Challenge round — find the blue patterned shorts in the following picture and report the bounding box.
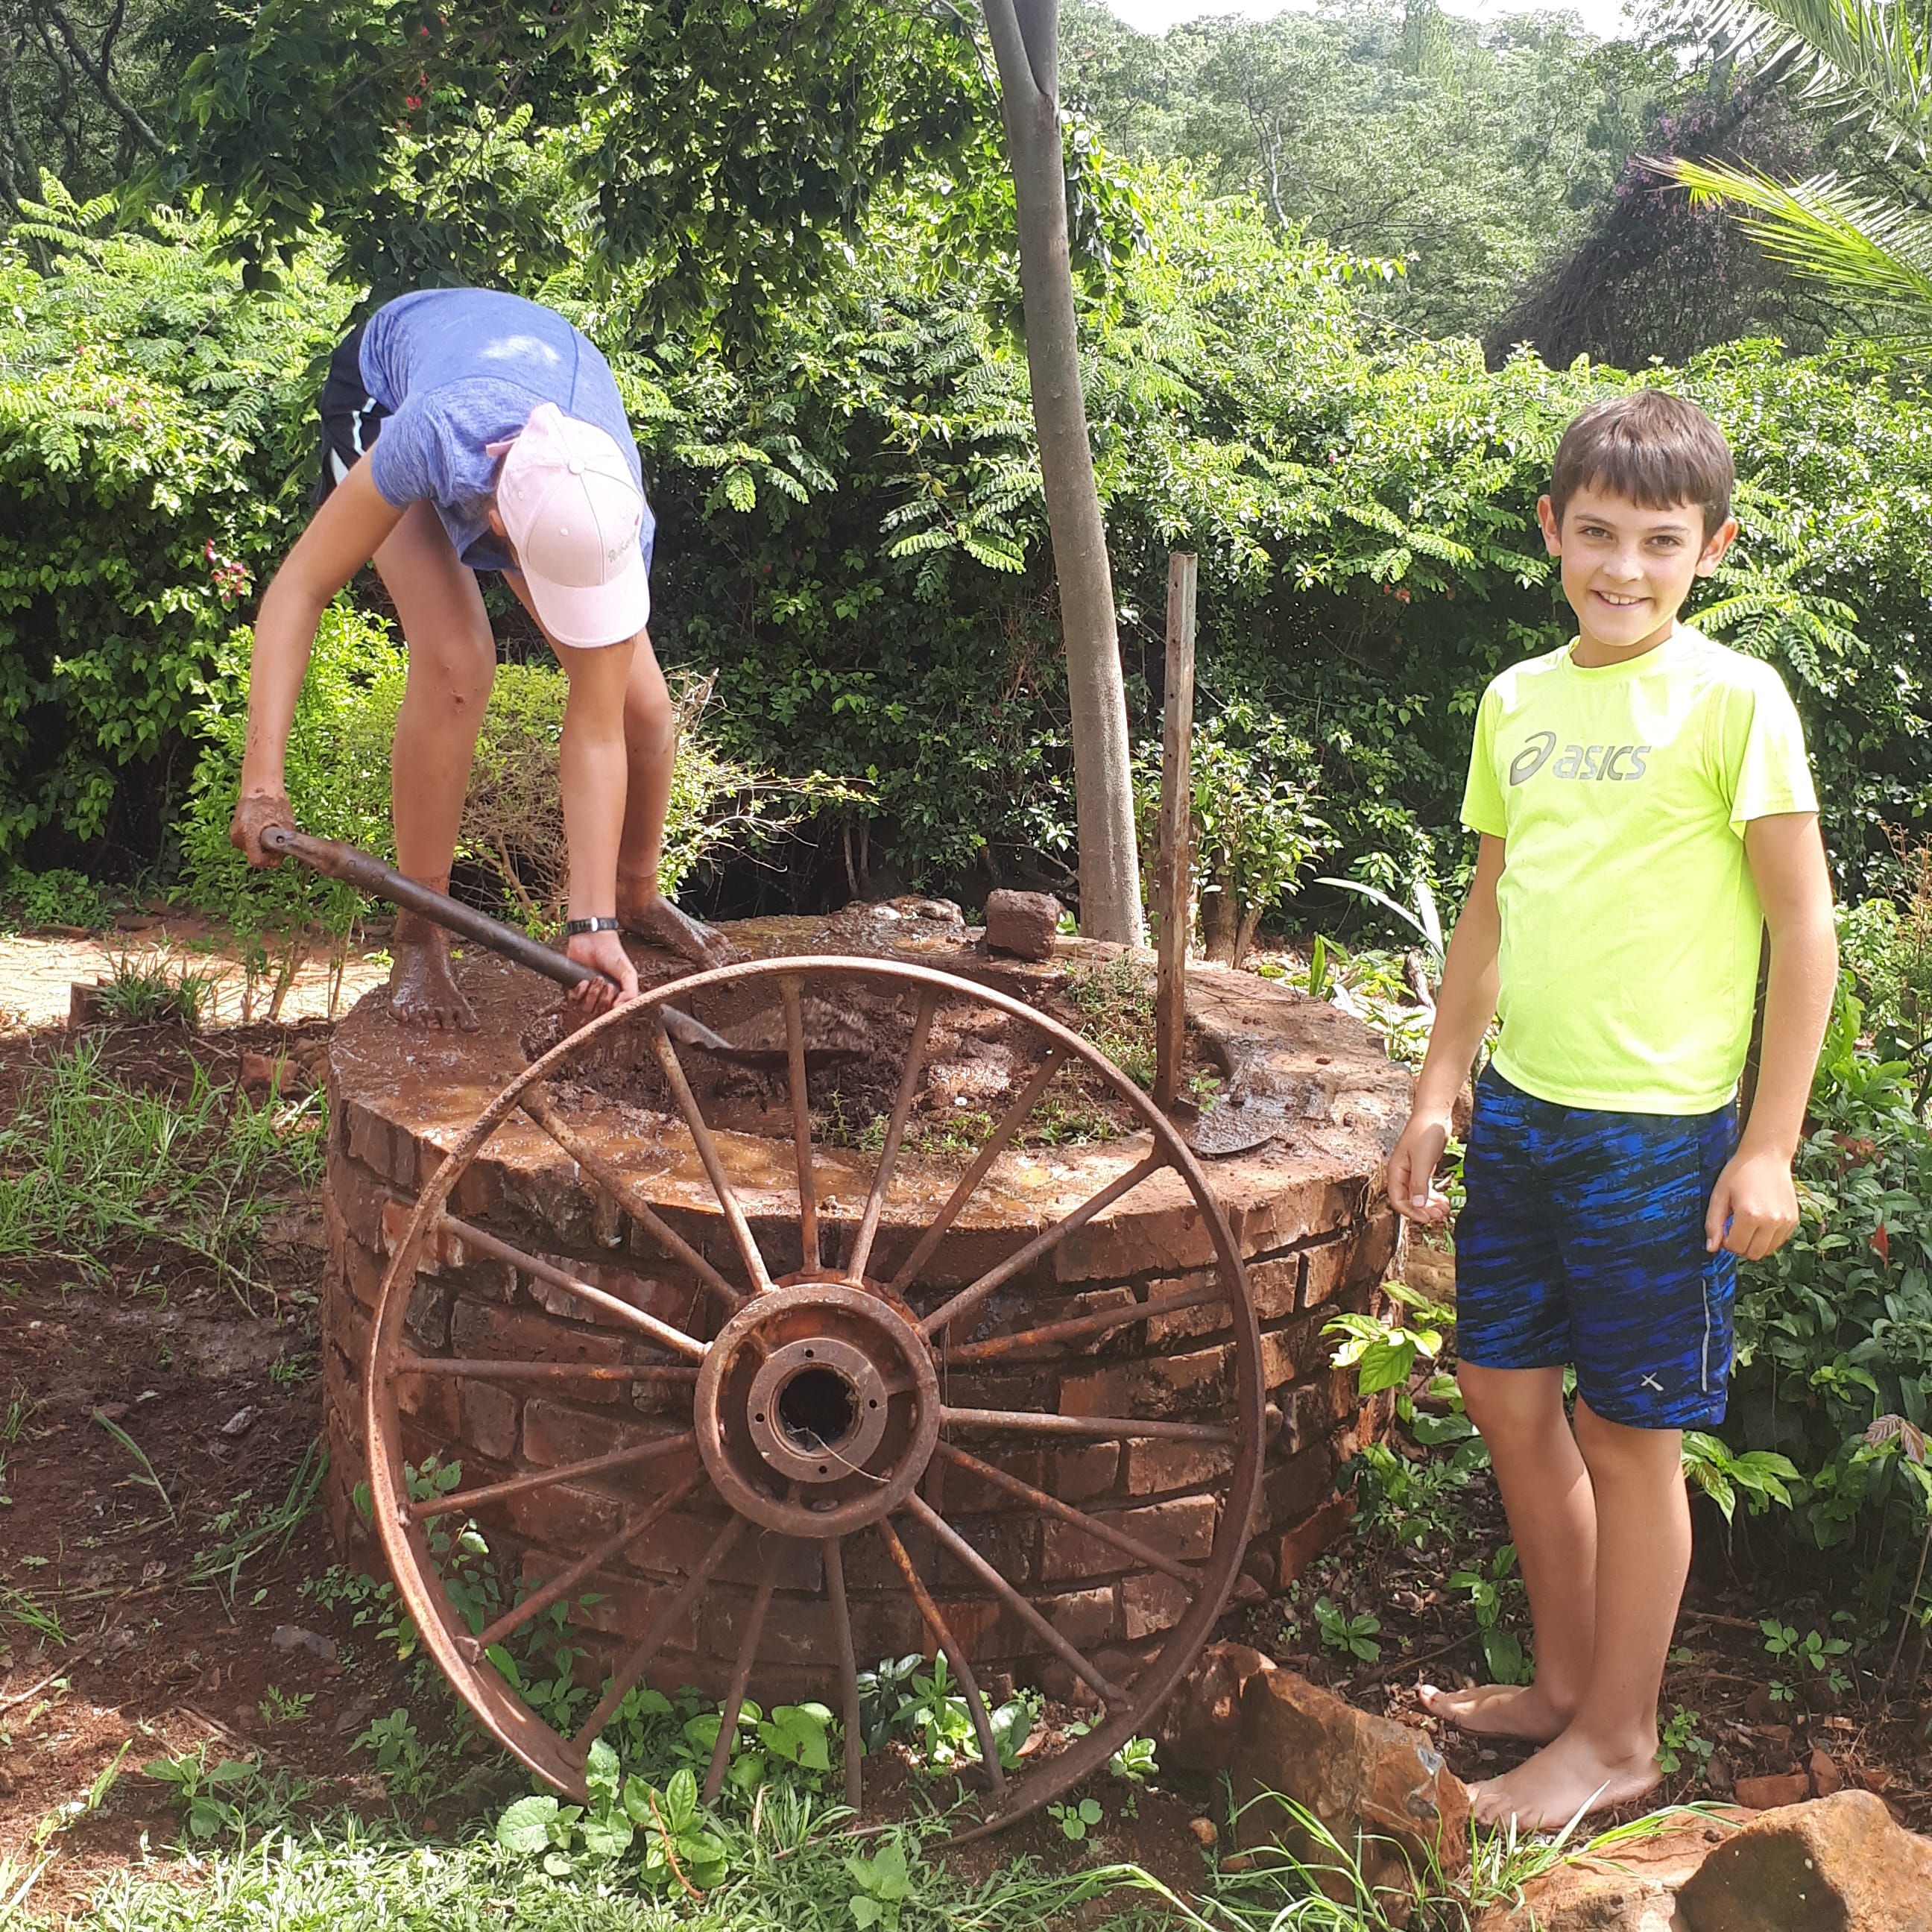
[1454,1070,1738,1430]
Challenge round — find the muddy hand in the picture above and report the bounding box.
[618,888,739,968]
[567,928,639,1017]
[230,789,297,868]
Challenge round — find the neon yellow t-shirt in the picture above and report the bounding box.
[1460,625,1818,1114]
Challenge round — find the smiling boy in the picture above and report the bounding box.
[1386,391,1838,1828]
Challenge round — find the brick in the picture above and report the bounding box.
[1248,1491,1355,1592]
[1258,1441,1337,1530]
[1121,1571,1191,1640]
[404,1280,452,1350]
[332,1153,400,1251]
[1059,1345,1228,1421]
[1042,1494,1216,1581]
[1122,1436,1234,1497]
[523,1397,666,1466]
[460,1380,520,1462]
[929,1448,1046,1514]
[347,1102,416,1188]
[941,1366,1057,1414]
[1054,1442,1120,1502]
[1301,1213,1398,1310]
[381,1197,463,1268]
[1246,1253,1302,1322]
[933,1515,1038,1593]
[451,1298,631,1369]
[1143,1272,1227,1347]
[1055,1187,1214,1283]
[504,1479,620,1547]
[1041,1585,1119,1650]
[340,1232,387,1313]
[1271,1383,1328,1455]
[1228,1173,1368,1257]
[1259,1313,1323,1391]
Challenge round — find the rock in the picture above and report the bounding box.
[68,981,104,1030]
[1156,1640,1276,1773]
[1231,1667,1468,1918]
[218,1405,261,1439]
[1474,1813,1739,1931]
[1677,1788,1932,1931]
[1734,1772,1810,1811]
[1808,1747,1843,1797]
[241,1050,305,1096]
[983,889,1061,960]
[270,1623,338,1664]
[1189,1817,1218,1847]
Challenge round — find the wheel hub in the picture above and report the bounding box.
[694,1280,940,1538]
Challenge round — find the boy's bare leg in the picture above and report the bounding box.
[613,639,735,967]
[1471,1400,1688,1828]
[1420,1363,1596,1742]
[377,503,496,1029]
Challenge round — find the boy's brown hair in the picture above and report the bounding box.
[1550,391,1734,538]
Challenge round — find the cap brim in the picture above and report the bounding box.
[523,551,652,648]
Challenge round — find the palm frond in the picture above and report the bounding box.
[1661,156,1932,343]
[1685,0,1932,151]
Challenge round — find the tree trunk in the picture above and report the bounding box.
[981,0,1143,944]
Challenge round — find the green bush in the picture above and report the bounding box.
[0,192,345,862]
[1728,974,1932,1599]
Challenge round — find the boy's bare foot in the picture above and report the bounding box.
[1468,1726,1661,1830]
[617,886,737,967]
[1417,1681,1573,1743]
[388,921,478,1031]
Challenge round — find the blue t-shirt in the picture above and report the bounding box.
[359,289,654,578]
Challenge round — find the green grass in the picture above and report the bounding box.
[0,1037,325,1302]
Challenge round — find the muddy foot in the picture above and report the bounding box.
[617,889,738,968]
[1469,1727,1661,1831]
[1418,1680,1573,1743]
[388,932,478,1031]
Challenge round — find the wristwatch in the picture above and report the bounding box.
[564,916,621,936]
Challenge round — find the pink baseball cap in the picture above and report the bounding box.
[487,403,651,647]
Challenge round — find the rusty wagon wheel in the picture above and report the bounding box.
[364,956,1265,1838]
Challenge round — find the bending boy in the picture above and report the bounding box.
[1388,392,1837,1828]
[229,288,729,1027]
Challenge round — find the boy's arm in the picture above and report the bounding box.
[230,462,406,861]
[1706,812,1837,1259]
[1388,833,1505,1223]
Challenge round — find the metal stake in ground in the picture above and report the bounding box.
[1153,551,1198,1112]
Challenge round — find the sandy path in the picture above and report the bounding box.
[0,915,392,1032]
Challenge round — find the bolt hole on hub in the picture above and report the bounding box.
[363,956,1272,1837]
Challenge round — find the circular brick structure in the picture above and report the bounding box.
[319,907,1409,1708]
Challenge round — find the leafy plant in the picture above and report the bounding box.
[94,955,214,1029]
[140,1747,264,1840]
[1325,1282,1453,1396]
[1681,1430,1800,1525]
[845,1835,915,1930]
[1313,1596,1383,1663]
[4,866,113,932]
[1449,1544,1532,1686]
[1046,1796,1104,1842]
[1760,1617,1852,1691]
[1656,1706,1714,1779]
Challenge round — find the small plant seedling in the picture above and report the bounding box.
[1760,1617,1852,1690]
[1046,1796,1104,1842]
[141,1746,259,1840]
[259,1686,313,1728]
[1313,1595,1382,1662]
[1657,1706,1713,1778]
[1108,1735,1158,1783]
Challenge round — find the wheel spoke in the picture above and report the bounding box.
[884,1044,1069,1299]
[701,1548,782,1805]
[935,1442,1204,1586]
[574,1516,751,1752]
[904,1492,1124,1704]
[395,1355,698,1385]
[462,1470,701,1661]
[521,1087,745,1310]
[824,1535,862,1809]
[409,1431,698,1524]
[941,1407,1236,1444]
[651,1017,775,1292]
[918,1153,1166,1340]
[876,1518,1006,1796]
[781,976,819,1273]
[441,1215,710,1360]
[938,1279,1225,1366]
[846,987,940,1285]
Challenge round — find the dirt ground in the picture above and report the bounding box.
[3,944,1926,1922]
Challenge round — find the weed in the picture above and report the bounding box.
[1108,1734,1158,1783]
[355,1708,443,1810]
[95,953,215,1029]
[845,1835,915,1930]
[92,1408,176,1526]
[1760,1617,1852,1692]
[4,866,112,932]
[1046,1795,1103,1841]
[138,1745,315,1841]
[1313,1596,1383,1663]
[0,1586,68,1647]
[1657,1707,1714,1779]
[259,1687,315,1728]
[1448,1545,1532,1686]
[189,1436,326,1610]
[1061,954,1155,1088]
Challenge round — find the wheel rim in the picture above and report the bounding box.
[363,956,1266,1837]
